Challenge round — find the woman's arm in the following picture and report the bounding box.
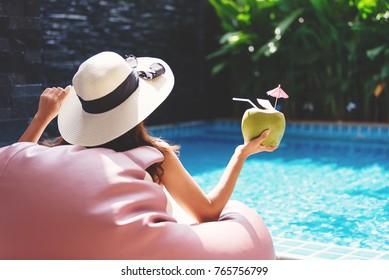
[161,130,277,222]
[19,86,70,143]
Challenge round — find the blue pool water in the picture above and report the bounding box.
[150,121,389,252]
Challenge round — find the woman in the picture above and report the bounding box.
[19,51,277,223]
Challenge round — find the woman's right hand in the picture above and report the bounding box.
[18,86,71,143]
[35,86,71,124]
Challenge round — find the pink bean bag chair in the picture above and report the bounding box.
[0,142,275,260]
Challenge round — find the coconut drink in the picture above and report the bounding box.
[234,85,288,146]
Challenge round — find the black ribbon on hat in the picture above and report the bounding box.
[78,55,165,114]
[78,71,139,114]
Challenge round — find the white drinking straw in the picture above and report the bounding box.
[232,98,259,109]
[273,85,280,109]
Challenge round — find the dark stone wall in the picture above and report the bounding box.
[0,0,42,146]
[40,0,209,131]
[1,0,214,146]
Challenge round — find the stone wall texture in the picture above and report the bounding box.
[1,0,216,146]
[0,0,42,146]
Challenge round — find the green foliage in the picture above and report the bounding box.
[208,0,389,122]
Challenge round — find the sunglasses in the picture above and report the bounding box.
[125,54,165,80]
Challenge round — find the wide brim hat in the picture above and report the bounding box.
[58,51,174,147]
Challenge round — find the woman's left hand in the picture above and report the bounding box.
[237,130,278,159]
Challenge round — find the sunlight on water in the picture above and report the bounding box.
[173,131,389,252]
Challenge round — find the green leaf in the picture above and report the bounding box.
[381,63,389,80]
[276,8,304,36]
[219,31,257,46]
[209,0,242,31]
[207,45,234,60]
[211,62,228,76]
[367,45,386,60]
[237,13,251,24]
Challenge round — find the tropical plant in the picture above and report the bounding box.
[208,0,389,122]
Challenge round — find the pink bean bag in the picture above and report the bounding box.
[0,143,275,260]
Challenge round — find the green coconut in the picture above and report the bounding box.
[241,108,286,146]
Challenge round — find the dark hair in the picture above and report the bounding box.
[41,122,179,184]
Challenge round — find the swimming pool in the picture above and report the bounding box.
[149,120,389,253]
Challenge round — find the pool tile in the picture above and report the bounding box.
[274,244,292,253]
[378,253,389,260]
[301,243,328,251]
[287,248,317,257]
[350,250,382,259]
[326,246,355,254]
[312,252,343,259]
[273,237,388,260]
[286,121,389,142]
[339,255,369,260]
[382,126,389,136]
[322,124,330,133]
[370,126,380,136]
[277,239,305,247]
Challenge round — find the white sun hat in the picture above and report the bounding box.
[58,51,174,147]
